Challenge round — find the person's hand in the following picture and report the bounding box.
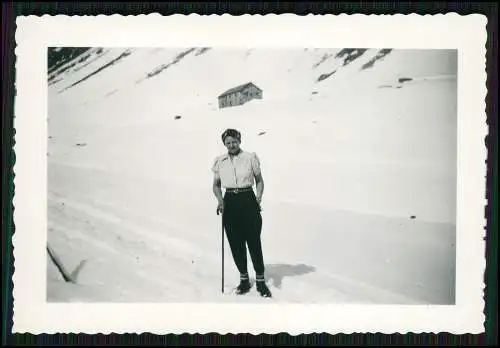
[216,201,224,215]
[256,196,262,209]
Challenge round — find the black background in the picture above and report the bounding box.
[2,2,498,346]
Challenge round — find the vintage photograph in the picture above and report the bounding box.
[45,46,458,304]
[12,14,487,335]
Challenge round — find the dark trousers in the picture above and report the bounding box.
[223,190,265,277]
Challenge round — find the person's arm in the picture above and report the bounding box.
[213,174,224,204]
[213,174,224,215]
[251,152,264,204]
[255,172,264,204]
[212,157,224,214]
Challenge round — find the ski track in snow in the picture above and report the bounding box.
[47,48,457,304]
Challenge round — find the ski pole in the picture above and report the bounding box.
[221,214,225,293]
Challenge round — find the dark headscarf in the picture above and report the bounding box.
[221,128,241,143]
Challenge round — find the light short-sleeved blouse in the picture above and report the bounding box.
[212,150,262,189]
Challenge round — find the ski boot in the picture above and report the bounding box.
[256,276,272,298]
[235,275,252,295]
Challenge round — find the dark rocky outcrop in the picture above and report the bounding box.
[317,70,336,82]
[335,48,369,66]
[145,48,196,79]
[361,49,393,70]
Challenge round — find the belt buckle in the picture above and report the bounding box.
[234,188,240,194]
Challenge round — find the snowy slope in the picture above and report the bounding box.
[47,47,457,304]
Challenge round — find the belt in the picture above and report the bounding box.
[226,187,253,194]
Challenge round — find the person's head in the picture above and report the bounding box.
[221,128,241,155]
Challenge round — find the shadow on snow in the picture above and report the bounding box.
[263,263,316,289]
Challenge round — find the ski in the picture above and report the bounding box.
[47,243,87,284]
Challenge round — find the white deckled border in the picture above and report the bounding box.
[12,13,488,334]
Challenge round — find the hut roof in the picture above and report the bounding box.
[218,82,261,98]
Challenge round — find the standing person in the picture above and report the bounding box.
[212,128,272,297]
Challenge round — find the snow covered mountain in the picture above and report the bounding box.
[47,47,458,304]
